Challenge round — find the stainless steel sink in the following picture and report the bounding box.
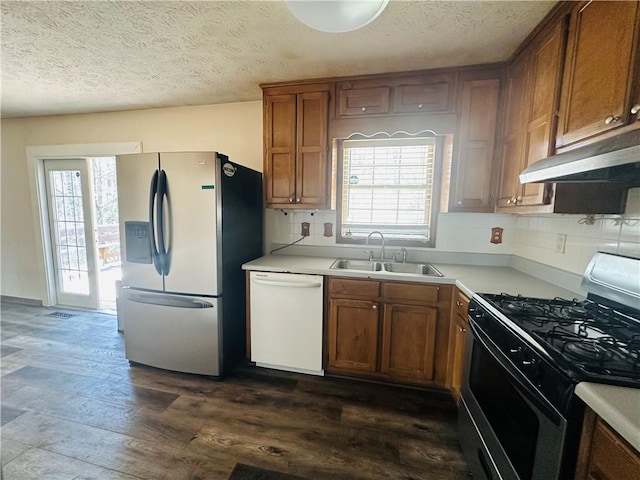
[330,259,383,271]
[330,258,442,277]
[382,262,443,277]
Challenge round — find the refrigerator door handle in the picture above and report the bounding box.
[125,291,214,309]
[157,169,170,275]
[148,169,162,275]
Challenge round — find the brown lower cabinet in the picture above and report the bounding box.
[326,277,453,387]
[575,407,640,480]
[447,289,469,405]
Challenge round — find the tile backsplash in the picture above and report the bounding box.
[266,187,640,275]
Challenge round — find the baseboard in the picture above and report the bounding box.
[1,295,43,307]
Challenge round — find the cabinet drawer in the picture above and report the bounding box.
[338,86,391,116]
[454,290,470,318]
[329,278,380,297]
[382,282,440,303]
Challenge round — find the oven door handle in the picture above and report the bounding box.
[469,319,564,426]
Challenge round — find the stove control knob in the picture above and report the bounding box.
[522,358,539,378]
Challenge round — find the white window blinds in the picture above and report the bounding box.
[340,137,436,243]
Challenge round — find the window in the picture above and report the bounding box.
[337,134,442,247]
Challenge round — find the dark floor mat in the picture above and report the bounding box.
[45,311,76,318]
[228,464,306,480]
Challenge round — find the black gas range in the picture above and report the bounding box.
[477,293,640,389]
[458,252,640,480]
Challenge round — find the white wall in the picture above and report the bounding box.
[511,188,640,274]
[267,188,640,275]
[1,101,262,302]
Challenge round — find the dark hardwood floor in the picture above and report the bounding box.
[0,301,469,480]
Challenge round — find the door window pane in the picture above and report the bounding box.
[49,169,90,296]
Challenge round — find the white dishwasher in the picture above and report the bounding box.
[249,271,324,376]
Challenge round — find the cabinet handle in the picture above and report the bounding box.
[631,104,640,115]
[456,301,462,307]
[289,198,293,203]
[507,197,518,205]
[417,104,423,109]
[361,107,367,112]
[604,114,621,125]
[459,327,466,333]
[372,304,378,310]
[296,198,301,203]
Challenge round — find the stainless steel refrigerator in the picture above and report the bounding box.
[116,151,263,376]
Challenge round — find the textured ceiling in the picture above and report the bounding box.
[1,1,557,119]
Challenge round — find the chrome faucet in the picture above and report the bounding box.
[366,231,385,260]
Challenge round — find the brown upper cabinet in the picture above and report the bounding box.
[263,83,331,208]
[555,0,640,151]
[336,72,457,118]
[262,1,640,216]
[497,20,566,211]
[448,68,502,212]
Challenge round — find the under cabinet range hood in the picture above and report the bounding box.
[519,130,640,184]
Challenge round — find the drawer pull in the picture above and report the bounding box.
[631,104,640,115]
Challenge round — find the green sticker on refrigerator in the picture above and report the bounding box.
[201,185,215,189]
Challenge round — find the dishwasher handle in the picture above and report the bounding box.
[252,278,322,288]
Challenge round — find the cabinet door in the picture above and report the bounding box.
[337,85,391,117]
[576,409,640,480]
[394,73,456,114]
[265,94,296,206]
[380,303,437,382]
[556,1,640,149]
[328,298,379,373]
[520,20,565,206]
[296,91,329,207]
[497,55,529,208]
[450,76,500,212]
[449,313,468,405]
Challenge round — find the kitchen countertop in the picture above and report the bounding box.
[575,382,640,452]
[242,254,581,299]
[243,254,638,450]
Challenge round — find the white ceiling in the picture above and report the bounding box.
[1,1,557,119]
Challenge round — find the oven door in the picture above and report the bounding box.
[458,318,567,480]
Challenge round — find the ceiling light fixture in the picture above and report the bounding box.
[285,0,389,33]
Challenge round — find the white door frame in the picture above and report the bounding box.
[27,142,142,307]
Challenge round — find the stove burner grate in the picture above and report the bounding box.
[481,292,640,384]
[562,340,613,362]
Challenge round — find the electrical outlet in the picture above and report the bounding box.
[301,222,310,237]
[556,233,566,254]
[490,227,503,244]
